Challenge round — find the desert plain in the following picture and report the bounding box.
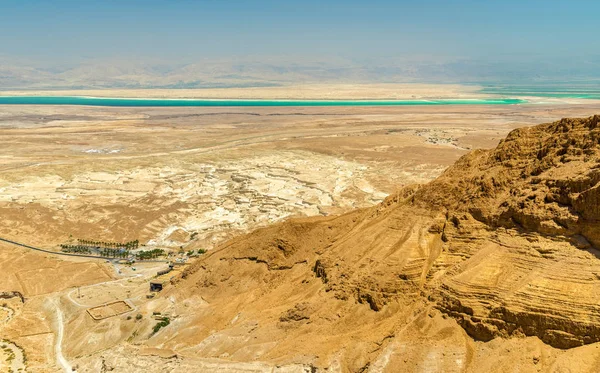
[1,85,600,372]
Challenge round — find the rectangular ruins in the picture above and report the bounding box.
[87,301,133,320]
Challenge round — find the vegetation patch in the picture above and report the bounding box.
[152,317,171,335]
[60,238,140,258]
[136,249,165,260]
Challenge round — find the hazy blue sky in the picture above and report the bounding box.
[1,0,599,63]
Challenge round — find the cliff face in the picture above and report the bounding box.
[414,115,600,349]
[418,114,600,245]
[158,116,600,370]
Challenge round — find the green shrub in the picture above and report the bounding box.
[152,317,170,335]
[135,249,165,260]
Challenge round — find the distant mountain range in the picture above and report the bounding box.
[1,56,599,89]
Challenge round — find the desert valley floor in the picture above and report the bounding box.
[2,97,600,372]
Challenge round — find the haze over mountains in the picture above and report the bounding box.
[2,55,599,89]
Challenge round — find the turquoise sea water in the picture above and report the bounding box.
[480,85,600,99]
[0,96,526,107]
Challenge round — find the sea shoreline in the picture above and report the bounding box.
[0,96,527,107]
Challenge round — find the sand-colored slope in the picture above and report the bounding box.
[120,115,600,371]
[0,244,116,372]
[0,244,113,297]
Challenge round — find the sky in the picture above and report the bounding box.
[0,0,599,85]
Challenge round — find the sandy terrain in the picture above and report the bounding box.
[1,97,600,371]
[0,241,170,372]
[2,102,600,252]
[0,83,485,99]
[0,243,120,372]
[0,244,113,297]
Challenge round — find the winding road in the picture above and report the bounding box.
[52,299,71,373]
